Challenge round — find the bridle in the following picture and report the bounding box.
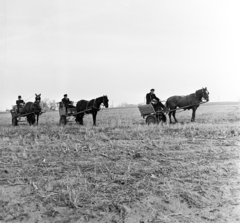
[202,88,209,101]
[86,96,107,111]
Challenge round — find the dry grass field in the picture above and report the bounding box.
[0,103,240,223]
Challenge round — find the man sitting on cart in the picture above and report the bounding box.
[146,89,165,110]
[16,95,25,114]
[146,89,167,122]
[62,94,75,113]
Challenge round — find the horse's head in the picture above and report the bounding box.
[102,95,109,108]
[35,94,41,104]
[202,87,209,101]
[33,94,42,113]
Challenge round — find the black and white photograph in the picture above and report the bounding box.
[0,0,239,222]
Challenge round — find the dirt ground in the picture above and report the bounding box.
[0,104,240,223]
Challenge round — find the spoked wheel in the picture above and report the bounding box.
[12,117,18,126]
[60,115,67,125]
[146,115,157,125]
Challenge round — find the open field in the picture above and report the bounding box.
[0,103,240,223]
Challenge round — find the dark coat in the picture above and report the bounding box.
[146,93,159,104]
[62,98,71,107]
[16,99,25,107]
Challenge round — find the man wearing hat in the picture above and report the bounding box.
[146,89,160,104]
[62,94,73,113]
[16,96,25,114]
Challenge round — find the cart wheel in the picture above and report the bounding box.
[60,116,67,125]
[146,115,157,125]
[12,117,18,126]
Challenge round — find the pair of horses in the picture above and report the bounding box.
[152,87,209,123]
[23,95,109,126]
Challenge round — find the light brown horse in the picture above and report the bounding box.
[166,88,209,123]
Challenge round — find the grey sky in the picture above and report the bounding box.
[0,0,239,110]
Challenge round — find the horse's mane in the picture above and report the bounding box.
[195,89,203,99]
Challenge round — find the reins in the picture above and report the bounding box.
[161,101,208,114]
[25,94,35,103]
[73,96,105,116]
[16,101,42,118]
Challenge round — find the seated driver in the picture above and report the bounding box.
[146,89,164,107]
[16,95,25,113]
[146,89,160,104]
[62,94,75,113]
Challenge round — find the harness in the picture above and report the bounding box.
[85,96,105,112]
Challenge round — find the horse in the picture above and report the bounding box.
[165,87,209,123]
[23,94,42,125]
[75,95,109,126]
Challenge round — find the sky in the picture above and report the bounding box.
[0,0,240,110]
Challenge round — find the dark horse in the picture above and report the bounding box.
[166,88,209,123]
[76,95,109,126]
[23,94,42,125]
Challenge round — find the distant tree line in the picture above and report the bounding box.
[116,102,137,107]
[41,99,58,110]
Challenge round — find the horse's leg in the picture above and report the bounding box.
[32,114,36,125]
[172,110,178,123]
[191,107,197,122]
[92,112,97,126]
[168,112,172,124]
[27,115,31,125]
[29,115,33,125]
[79,114,84,125]
[162,113,167,123]
[75,114,79,123]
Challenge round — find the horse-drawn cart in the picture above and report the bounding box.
[58,101,102,125]
[10,108,28,126]
[10,107,43,126]
[59,103,77,125]
[138,104,166,125]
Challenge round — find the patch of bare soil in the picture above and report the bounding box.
[1,114,240,223]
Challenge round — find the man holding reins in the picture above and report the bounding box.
[62,94,74,113]
[146,89,164,108]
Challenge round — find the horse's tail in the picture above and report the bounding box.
[75,101,81,123]
[165,100,168,109]
[164,100,170,113]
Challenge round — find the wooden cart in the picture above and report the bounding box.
[58,102,77,125]
[10,108,28,126]
[138,104,166,125]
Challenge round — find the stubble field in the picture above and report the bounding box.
[0,103,240,223]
